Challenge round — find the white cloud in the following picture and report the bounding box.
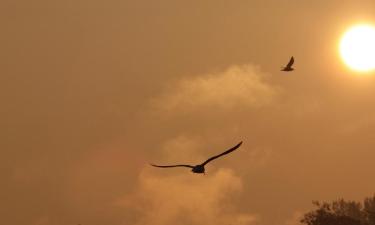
[116,136,258,225]
[153,64,279,113]
[117,168,258,225]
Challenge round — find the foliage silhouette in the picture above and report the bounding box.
[301,195,375,225]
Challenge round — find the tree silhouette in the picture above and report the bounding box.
[301,195,375,225]
[364,196,375,225]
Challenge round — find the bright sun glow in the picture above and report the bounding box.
[340,24,375,72]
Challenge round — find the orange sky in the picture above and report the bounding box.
[1,1,375,225]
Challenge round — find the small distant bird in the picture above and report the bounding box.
[150,141,243,174]
[281,56,295,71]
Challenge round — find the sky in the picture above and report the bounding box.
[1,1,375,225]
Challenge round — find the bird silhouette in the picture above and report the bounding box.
[281,56,295,71]
[150,141,243,174]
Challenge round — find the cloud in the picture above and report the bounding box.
[115,136,258,225]
[152,64,279,113]
[117,168,258,225]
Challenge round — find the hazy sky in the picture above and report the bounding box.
[2,1,375,225]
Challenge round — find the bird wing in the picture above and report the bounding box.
[201,141,243,166]
[286,56,294,68]
[150,164,194,169]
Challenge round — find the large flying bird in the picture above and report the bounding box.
[150,141,243,174]
[281,56,295,71]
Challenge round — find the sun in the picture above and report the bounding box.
[339,24,375,72]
